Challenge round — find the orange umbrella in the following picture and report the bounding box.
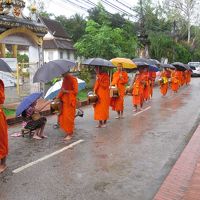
[110,58,137,69]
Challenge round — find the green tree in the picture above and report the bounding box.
[56,14,86,43]
[75,20,138,59]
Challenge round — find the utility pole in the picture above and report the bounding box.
[137,0,150,58]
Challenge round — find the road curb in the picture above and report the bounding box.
[154,125,200,200]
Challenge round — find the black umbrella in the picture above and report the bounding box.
[161,63,175,69]
[82,58,115,67]
[171,62,187,71]
[33,59,76,83]
[132,58,149,63]
[148,59,160,66]
[134,61,149,68]
[0,58,12,72]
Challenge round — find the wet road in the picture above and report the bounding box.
[1,78,200,200]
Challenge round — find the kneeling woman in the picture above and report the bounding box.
[22,101,47,140]
[93,67,110,128]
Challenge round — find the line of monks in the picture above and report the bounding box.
[0,64,192,173]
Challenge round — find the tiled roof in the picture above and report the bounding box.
[41,17,70,39]
[43,39,75,50]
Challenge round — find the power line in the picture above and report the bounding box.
[102,0,133,16]
[113,0,135,13]
[101,0,136,19]
[62,0,89,11]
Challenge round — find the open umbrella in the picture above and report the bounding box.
[44,78,86,100]
[0,58,12,72]
[148,59,160,66]
[172,62,187,71]
[161,63,175,69]
[132,58,160,66]
[132,58,149,63]
[134,61,159,72]
[82,58,114,67]
[16,92,43,116]
[110,58,137,69]
[33,59,76,83]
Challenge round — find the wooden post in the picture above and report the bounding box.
[0,43,6,58]
[12,44,18,58]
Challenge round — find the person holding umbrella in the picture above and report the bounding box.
[56,72,78,140]
[16,92,47,140]
[93,66,110,128]
[132,71,144,112]
[110,63,129,119]
[0,79,8,173]
[171,68,180,93]
[159,68,169,96]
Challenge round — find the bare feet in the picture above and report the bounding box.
[64,135,72,141]
[41,135,48,139]
[0,165,7,173]
[33,135,42,140]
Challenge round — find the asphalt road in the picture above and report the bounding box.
[1,78,200,200]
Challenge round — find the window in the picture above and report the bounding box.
[60,51,63,59]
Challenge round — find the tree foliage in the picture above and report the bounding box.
[75,20,138,59]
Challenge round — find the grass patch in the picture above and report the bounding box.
[77,88,92,101]
[3,107,16,117]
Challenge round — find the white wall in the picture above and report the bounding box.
[44,49,75,62]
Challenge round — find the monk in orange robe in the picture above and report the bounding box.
[149,71,156,98]
[132,72,144,111]
[110,63,128,119]
[159,69,168,96]
[57,73,78,140]
[93,67,110,128]
[171,69,179,93]
[185,70,191,85]
[142,68,150,101]
[176,70,182,88]
[0,79,8,173]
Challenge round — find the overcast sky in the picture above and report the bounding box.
[47,0,138,17]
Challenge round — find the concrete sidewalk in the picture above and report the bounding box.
[154,124,200,200]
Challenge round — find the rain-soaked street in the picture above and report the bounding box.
[1,78,200,200]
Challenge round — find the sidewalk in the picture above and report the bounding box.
[154,124,200,200]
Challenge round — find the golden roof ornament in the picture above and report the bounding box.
[30,4,37,13]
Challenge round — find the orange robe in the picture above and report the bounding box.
[0,80,8,160]
[181,71,185,86]
[149,71,156,97]
[176,71,182,88]
[110,71,128,111]
[171,71,179,92]
[94,73,110,121]
[159,71,168,96]
[185,70,191,85]
[57,75,78,135]
[142,72,150,101]
[132,74,144,106]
